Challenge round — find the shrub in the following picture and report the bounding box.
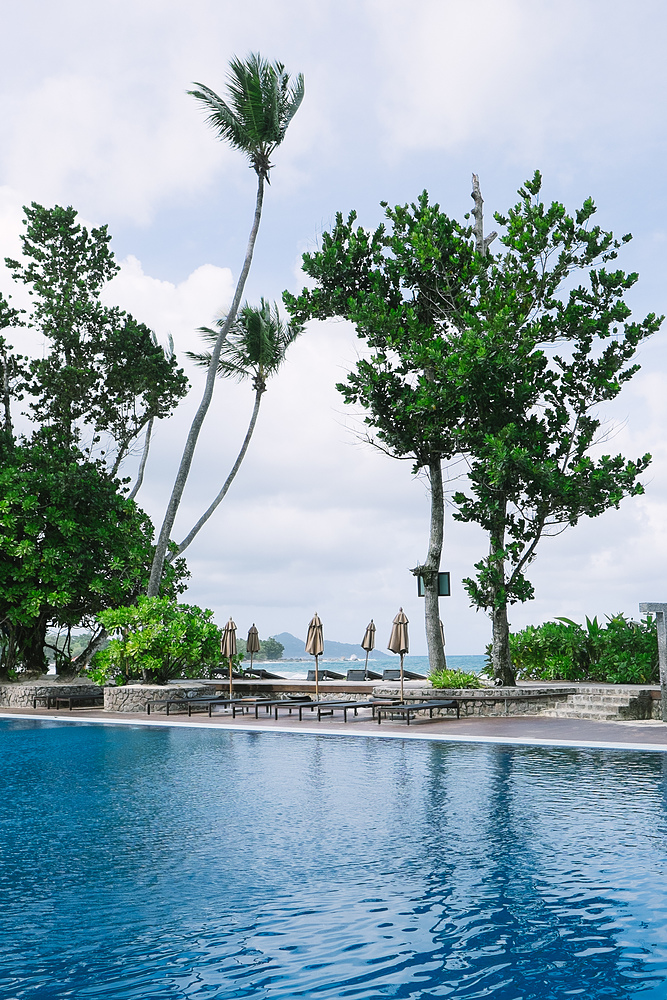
[430,668,482,689]
[89,597,222,685]
[509,614,658,684]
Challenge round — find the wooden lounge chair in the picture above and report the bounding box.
[346,668,383,681]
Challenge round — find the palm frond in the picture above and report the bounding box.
[189,53,304,178]
[185,302,302,384]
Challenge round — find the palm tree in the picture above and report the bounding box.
[147,53,304,596]
[169,300,301,558]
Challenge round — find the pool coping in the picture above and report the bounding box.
[3,709,667,753]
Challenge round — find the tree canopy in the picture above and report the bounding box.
[285,172,661,682]
[0,203,190,676]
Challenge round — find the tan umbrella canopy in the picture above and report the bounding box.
[246,624,261,673]
[361,619,376,681]
[221,617,237,698]
[305,612,324,701]
[388,607,409,700]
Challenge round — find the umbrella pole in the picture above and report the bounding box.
[250,650,254,675]
[229,656,233,699]
[315,653,319,701]
[364,649,369,681]
[400,652,404,701]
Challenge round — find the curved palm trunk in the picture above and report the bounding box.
[413,458,447,674]
[128,416,154,501]
[170,387,263,559]
[147,175,265,596]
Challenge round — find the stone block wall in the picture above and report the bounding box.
[103,684,218,714]
[0,680,102,708]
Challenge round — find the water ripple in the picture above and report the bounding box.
[1,721,667,998]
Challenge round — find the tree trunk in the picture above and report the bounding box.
[413,458,447,674]
[170,386,263,559]
[147,175,265,596]
[21,616,49,674]
[128,416,154,500]
[489,499,516,685]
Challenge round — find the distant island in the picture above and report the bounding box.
[269,632,390,661]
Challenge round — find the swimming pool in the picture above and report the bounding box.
[1,718,667,999]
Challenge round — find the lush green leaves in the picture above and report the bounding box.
[188,53,304,180]
[92,597,222,686]
[508,614,658,685]
[430,667,482,689]
[0,445,188,678]
[285,172,661,684]
[5,203,188,466]
[187,298,301,393]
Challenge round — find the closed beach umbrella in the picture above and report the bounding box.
[388,608,409,700]
[221,617,237,698]
[305,613,324,701]
[246,624,261,673]
[361,619,376,681]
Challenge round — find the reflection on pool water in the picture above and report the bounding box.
[1,718,667,999]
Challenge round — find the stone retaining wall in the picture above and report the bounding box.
[0,680,102,708]
[371,685,576,717]
[103,684,218,714]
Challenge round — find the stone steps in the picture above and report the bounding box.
[541,689,658,720]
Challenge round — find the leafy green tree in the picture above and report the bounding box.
[0,444,188,678]
[0,205,189,675]
[148,53,304,595]
[286,173,660,683]
[260,636,284,660]
[5,203,188,471]
[175,299,301,557]
[92,597,222,686]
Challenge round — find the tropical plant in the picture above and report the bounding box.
[91,597,222,686]
[430,667,482,689]
[174,299,301,557]
[148,53,304,595]
[507,613,658,684]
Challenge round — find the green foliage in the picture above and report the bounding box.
[235,635,284,665]
[189,54,305,180]
[188,299,302,393]
[0,204,191,675]
[430,668,482,689]
[509,614,658,684]
[91,597,222,686]
[5,203,188,467]
[0,444,188,678]
[285,173,661,683]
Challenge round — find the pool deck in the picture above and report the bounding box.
[3,704,667,752]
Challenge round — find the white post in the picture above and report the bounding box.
[639,603,667,721]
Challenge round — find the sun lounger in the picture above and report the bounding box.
[53,693,104,710]
[315,699,399,722]
[251,696,312,719]
[376,699,460,725]
[381,668,428,681]
[242,667,286,680]
[346,668,383,681]
[307,669,346,681]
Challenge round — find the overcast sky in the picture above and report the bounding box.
[2,0,667,654]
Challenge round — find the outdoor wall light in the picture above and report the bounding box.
[417,572,451,597]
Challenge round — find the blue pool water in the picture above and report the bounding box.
[1,719,667,999]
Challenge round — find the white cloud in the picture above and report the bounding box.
[102,255,234,354]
